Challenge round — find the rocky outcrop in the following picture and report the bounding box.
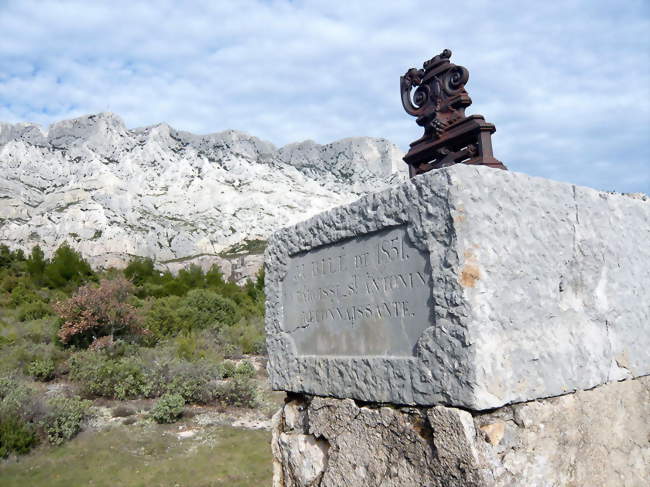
[0,113,406,280]
[272,376,650,486]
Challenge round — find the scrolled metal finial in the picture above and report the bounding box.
[423,48,452,70]
[400,68,426,116]
[444,66,469,93]
[400,49,507,177]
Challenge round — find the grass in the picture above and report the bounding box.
[0,424,272,487]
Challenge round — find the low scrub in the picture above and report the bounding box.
[150,393,185,423]
[26,358,55,381]
[41,395,91,445]
[213,377,259,408]
[68,346,225,402]
[0,376,90,455]
[68,350,153,399]
[0,415,38,458]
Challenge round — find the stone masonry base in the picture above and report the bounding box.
[271,376,650,487]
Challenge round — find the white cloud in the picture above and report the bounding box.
[0,0,648,193]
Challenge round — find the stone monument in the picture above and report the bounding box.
[266,51,650,486]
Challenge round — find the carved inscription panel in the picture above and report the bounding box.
[282,226,433,356]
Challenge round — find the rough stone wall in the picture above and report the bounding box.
[271,376,650,487]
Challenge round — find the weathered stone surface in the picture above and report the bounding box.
[265,164,650,409]
[271,377,650,486]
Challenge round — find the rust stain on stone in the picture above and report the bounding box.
[460,264,481,288]
[461,247,480,287]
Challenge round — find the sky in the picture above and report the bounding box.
[1,0,649,194]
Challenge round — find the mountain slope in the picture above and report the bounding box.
[0,113,406,280]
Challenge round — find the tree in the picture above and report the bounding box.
[0,245,12,269]
[44,243,94,289]
[54,277,147,348]
[26,245,47,283]
[124,257,156,286]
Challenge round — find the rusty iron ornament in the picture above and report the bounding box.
[401,49,507,177]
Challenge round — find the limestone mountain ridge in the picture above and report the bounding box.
[0,113,407,281]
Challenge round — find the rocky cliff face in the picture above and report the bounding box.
[0,113,406,280]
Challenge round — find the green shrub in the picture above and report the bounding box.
[0,377,41,422]
[221,360,237,378]
[177,265,206,290]
[177,289,239,332]
[1,273,19,293]
[170,331,223,363]
[68,351,152,399]
[17,301,52,322]
[41,395,91,445]
[18,316,59,345]
[0,340,62,378]
[124,257,156,286]
[8,284,40,308]
[234,360,256,378]
[150,393,184,423]
[162,360,222,403]
[213,377,259,408]
[143,296,183,339]
[0,376,18,399]
[221,316,266,355]
[26,358,55,381]
[174,334,200,361]
[0,415,38,457]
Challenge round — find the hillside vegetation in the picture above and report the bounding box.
[0,243,266,459]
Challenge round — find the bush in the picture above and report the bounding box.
[0,377,42,423]
[17,301,52,322]
[162,360,221,403]
[0,415,38,457]
[18,317,59,345]
[68,351,152,399]
[177,289,239,332]
[213,377,259,408]
[124,257,156,286]
[68,345,226,402]
[220,316,266,355]
[150,393,184,423]
[41,395,91,445]
[234,360,256,378]
[143,296,183,339]
[54,277,147,348]
[170,331,223,363]
[221,360,237,378]
[8,284,41,308]
[26,358,55,381]
[220,359,256,379]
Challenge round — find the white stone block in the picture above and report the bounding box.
[265,165,650,409]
